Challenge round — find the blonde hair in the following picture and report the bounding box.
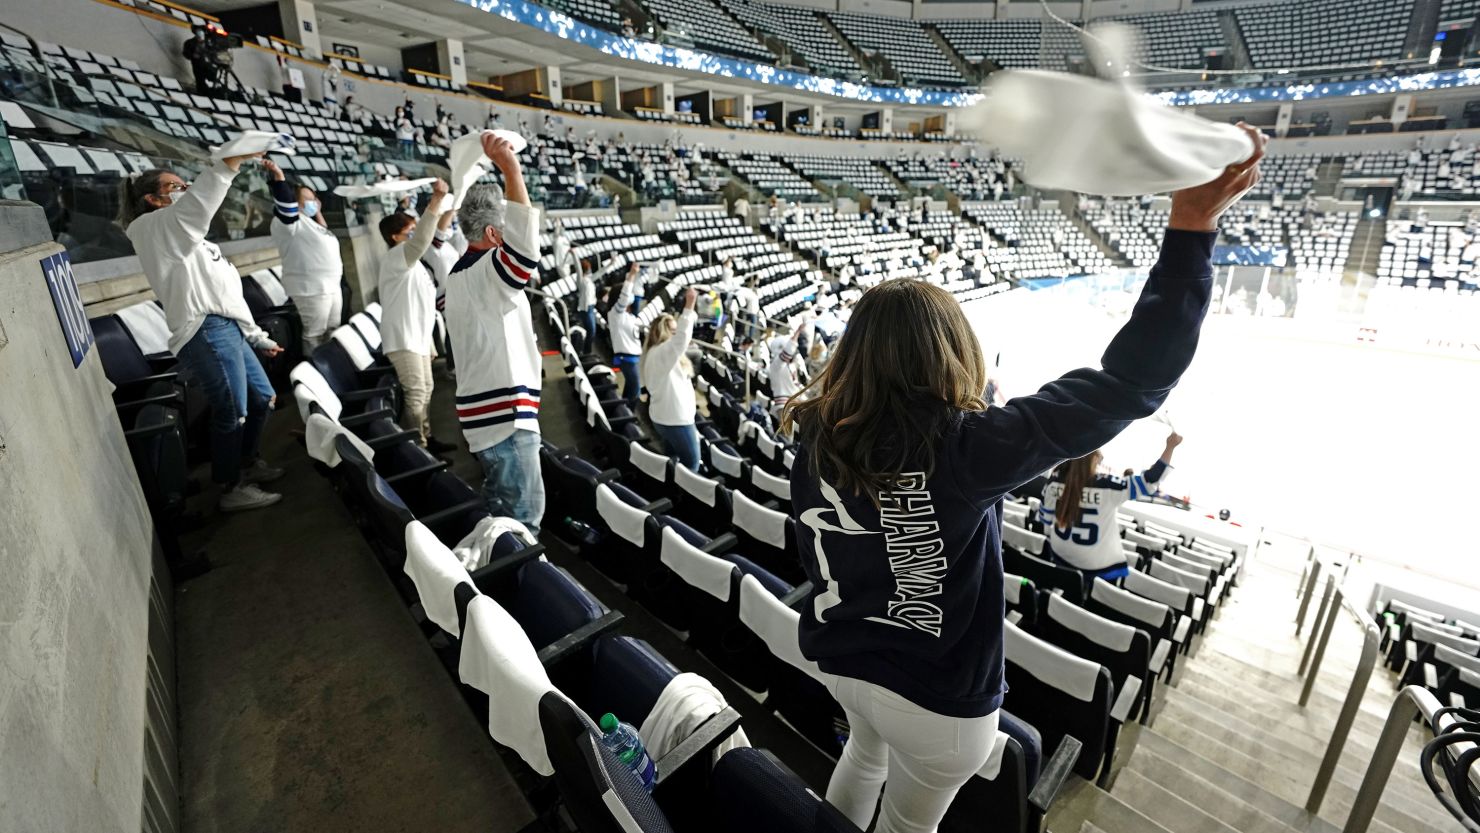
[782,280,987,501]
[640,313,691,379]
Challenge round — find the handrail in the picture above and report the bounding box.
[1341,685,1447,833]
[691,339,752,407]
[1303,582,1383,814]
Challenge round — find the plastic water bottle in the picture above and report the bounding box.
[599,713,658,793]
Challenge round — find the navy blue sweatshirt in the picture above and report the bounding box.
[789,229,1216,718]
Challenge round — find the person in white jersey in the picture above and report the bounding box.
[443,133,546,533]
[641,288,700,470]
[377,178,455,454]
[123,154,286,512]
[574,259,598,353]
[1038,430,1183,581]
[263,160,343,352]
[767,315,809,421]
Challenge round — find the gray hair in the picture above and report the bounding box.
[458,183,507,239]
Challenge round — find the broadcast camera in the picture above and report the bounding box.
[188,24,243,67]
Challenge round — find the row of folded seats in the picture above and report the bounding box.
[537,289,1260,828]
[1376,598,1480,710]
[88,268,307,558]
[288,307,883,833]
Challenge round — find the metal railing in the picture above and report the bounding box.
[1297,574,1383,814]
[1341,685,1449,833]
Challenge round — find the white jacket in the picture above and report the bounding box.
[444,201,544,453]
[125,161,268,355]
[269,195,343,298]
[377,206,442,355]
[608,279,642,355]
[641,309,696,427]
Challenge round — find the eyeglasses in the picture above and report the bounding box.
[160,182,190,194]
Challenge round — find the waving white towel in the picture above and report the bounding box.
[210,130,296,160]
[333,178,437,200]
[449,129,526,209]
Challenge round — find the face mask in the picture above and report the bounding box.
[303,200,320,219]
[166,190,185,205]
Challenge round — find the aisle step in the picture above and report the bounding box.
[1120,742,1333,833]
[1112,767,1243,833]
[1043,777,1174,833]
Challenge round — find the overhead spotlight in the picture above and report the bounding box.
[1368,208,1382,218]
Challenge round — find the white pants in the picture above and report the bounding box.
[825,676,999,833]
[386,349,434,444]
[293,291,343,353]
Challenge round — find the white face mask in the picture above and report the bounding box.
[165,190,185,205]
[303,200,320,219]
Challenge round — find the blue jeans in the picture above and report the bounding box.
[652,422,700,471]
[579,307,598,352]
[474,430,545,535]
[613,353,640,404]
[176,315,275,487]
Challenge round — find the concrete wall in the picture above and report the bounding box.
[0,201,158,833]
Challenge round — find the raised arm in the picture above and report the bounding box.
[956,125,1265,504]
[645,289,697,376]
[156,153,259,252]
[400,178,449,268]
[263,159,299,229]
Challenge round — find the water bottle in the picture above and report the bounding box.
[599,713,658,793]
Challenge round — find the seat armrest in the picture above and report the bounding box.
[123,422,179,442]
[340,409,395,428]
[340,389,386,403]
[780,581,814,610]
[639,497,675,515]
[536,610,625,667]
[653,708,743,789]
[1028,735,1083,813]
[595,468,623,485]
[417,498,486,530]
[384,460,450,486]
[365,430,419,450]
[469,544,546,590]
[701,532,737,554]
[114,392,185,413]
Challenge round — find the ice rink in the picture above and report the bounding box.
[963,282,1480,594]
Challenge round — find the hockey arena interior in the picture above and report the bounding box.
[3,0,1480,831]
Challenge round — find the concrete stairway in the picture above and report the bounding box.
[1041,540,1463,833]
[1346,215,1387,280]
[1216,10,1254,72]
[1313,160,1347,198]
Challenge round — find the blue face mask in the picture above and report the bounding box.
[303,200,319,219]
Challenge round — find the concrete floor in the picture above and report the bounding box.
[173,413,532,833]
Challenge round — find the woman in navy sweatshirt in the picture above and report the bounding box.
[780,124,1265,833]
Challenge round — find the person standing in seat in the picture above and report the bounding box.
[781,125,1264,833]
[377,178,455,454]
[444,134,546,533]
[262,159,343,352]
[123,153,287,513]
[1038,431,1182,581]
[608,264,644,404]
[641,287,700,471]
[574,259,598,354]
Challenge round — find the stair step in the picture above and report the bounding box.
[1112,767,1244,833]
[1044,777,1174,833]
[1121,743,1333,833]
[1132,729,1415,833]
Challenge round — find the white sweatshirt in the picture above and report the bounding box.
[768,333,802,400]
[608,279,642,355]
[378,207,442,355]
[444,201,543,453]
[125,161,268,355]
[641,309,697,427]
[269,184,343,298]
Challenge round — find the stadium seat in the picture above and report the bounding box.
[1001,621,1118,785]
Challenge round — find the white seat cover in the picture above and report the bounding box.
[1003,620,1103,704]
[331,325,376,370]
[403,521,473,637]
[628,442,670,485]
[737,575,827,684]
[674,464,719,507]
[596,483,648,546]
[733,491,787,550]
[660,527,734,602]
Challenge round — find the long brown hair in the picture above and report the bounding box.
[119,169,174,226]
[1053,450,1103,531]
[781,280,987,501]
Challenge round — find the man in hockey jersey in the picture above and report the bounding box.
[443,133,545,533]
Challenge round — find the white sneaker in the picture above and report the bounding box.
[240,459,285,485]
[219,483,282,512]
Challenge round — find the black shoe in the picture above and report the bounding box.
[425,436,459,455]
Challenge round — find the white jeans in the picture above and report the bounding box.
[293,291,343,353]
[825,676,999,833]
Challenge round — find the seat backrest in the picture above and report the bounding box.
[290,362,343,422]
[1002,572,1039,627]
[709,748,863,833]
[1002,547,1084,605]
[240,272,277,319]
[659,526,737,602]
[1038,594,1150,712]
[628,441,672,491]
[538,692,676,833]
[1148,559,1210,597]
[1002,523,1045,556]
[590,636,680,732]
[1087,577,1174,639]
[1123,569,1193,615]
[89,314,153,385]
[331,325,377,371]
[509,561,608,651]
[348,311,382,351]
[749,465,791,502]
[309,339,363,394]
[114,301,171,356]
[596,482,651,547]
[1002,621,1113,781]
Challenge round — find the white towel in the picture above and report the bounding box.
[210,129,296,160]
[452,515,539,571]
[304,412,374,468]
[115,302,170,355]
[404,521,474,636]
[458,594,569,776]
[737,575,830,685]
[449,129,527,210]
[638,672,751,765]
[962,25,1253,198]
[333,177,437,199]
